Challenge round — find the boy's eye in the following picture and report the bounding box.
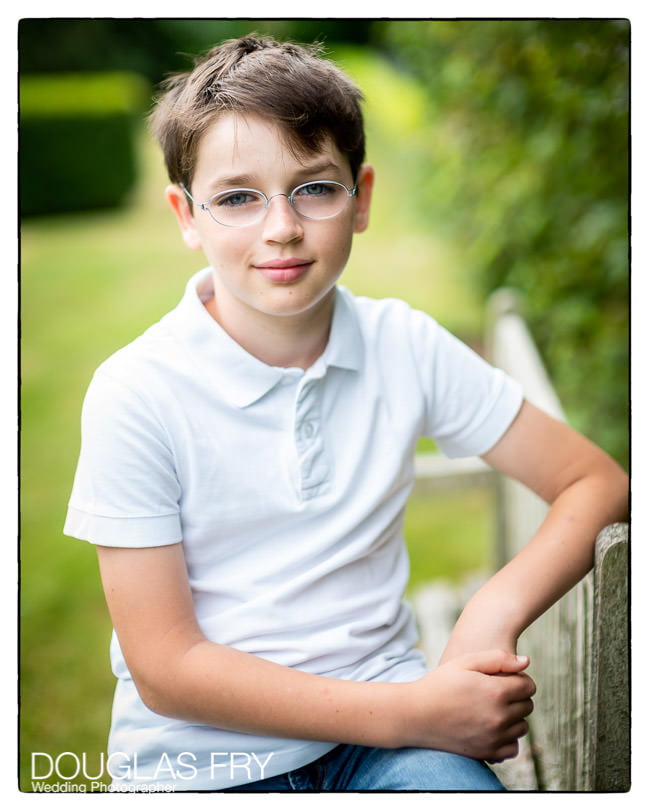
[216,190,263,208]
[296,182,332,197]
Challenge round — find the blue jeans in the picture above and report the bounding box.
[224,743,505,791]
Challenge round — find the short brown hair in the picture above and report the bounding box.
[149,34,366,190]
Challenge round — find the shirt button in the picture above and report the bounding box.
[303,422,315,438]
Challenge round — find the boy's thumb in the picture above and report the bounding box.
[463,649,529,675]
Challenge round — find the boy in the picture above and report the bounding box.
[64,35,628,792]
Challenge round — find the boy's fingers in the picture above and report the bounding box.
[506,698,535,723]
[498,653,530,673]
[458,649,530,676]
[487,718,531,763]
[487,742,519,764]
[498,667,536,693]
[506,719,530,739]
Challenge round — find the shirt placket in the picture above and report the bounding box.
[294,374,329,499]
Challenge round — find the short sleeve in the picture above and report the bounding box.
[63,369,183,547]
[409,310,523,458]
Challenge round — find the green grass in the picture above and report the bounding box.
[404,488,495,593]
[19,48,493,791]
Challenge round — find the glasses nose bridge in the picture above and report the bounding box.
[263,191,300,221]
[265,191,293,208]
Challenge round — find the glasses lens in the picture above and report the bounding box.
[209,189,267,227]
[292,182,350,220]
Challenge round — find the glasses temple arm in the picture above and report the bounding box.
[179,183,194,201]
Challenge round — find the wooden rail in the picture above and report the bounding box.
[412,288,629,791]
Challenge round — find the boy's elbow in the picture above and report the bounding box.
[133,677,166,716]
[591,453,629,525]
[609,462,630,522]
[130,667,180,718]
[127,638,208,720]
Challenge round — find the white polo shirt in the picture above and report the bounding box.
[64,267,523,790]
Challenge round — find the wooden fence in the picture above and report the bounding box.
[412,289,630,791]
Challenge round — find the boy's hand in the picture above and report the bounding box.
[396,650,535,763]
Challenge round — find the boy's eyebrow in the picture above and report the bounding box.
[206,160,345,194]
[294,158,343,178]
[207,173,258,192]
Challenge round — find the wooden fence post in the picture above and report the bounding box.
[485,288,630,791]
[589,523,630,791]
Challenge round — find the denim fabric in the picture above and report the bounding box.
[224,743,505,792]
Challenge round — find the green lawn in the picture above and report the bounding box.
[19,48,493,791]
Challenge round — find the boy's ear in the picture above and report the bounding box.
[165,184,203,251]
[353,164,374,234]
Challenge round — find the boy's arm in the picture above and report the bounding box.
[440,399,629,663]
[96,542,535,763]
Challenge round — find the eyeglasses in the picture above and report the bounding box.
[180,180,357,228]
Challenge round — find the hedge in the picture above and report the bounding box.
[378,20,630,468]
[20,72,149,217]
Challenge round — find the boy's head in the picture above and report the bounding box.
[150,34,366,191]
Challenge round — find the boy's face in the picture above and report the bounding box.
[167,112,373,329]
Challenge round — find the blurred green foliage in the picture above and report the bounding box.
[20,71,148,114]
[18,19,374,83]
[20,72,148,216]
[376,20,629,467]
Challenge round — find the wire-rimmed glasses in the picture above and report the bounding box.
[180,180,357,228]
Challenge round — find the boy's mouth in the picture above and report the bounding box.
[254,258,313,283]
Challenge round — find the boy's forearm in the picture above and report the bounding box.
[441,464,629,662]
[137,633,536,763]
[140,635,403,748]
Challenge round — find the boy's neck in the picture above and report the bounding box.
[204,290,334,371]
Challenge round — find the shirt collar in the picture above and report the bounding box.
[320,284,364,373]
[169,268,363,409]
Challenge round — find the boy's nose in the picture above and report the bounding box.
[261,195,304,243]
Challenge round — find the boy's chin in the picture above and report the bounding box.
[261,284,337,317]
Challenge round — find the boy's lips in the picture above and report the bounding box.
[254,258,314,283]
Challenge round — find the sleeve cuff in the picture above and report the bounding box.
[63,507,183,548]
[436,374,524,459]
